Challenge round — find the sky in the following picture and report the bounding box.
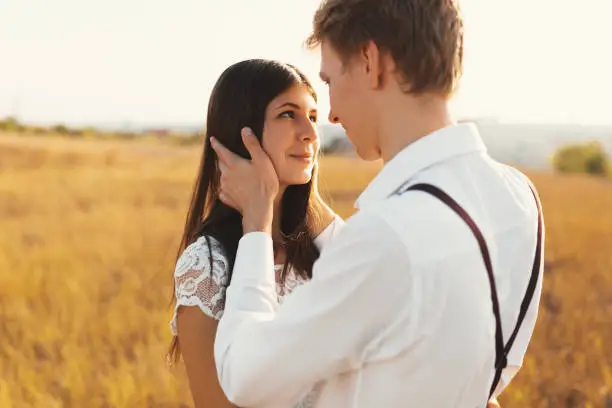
[0,0,611,127]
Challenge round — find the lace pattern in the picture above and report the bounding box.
[276,265,305,302]
[170,236,229,334]
[169,230,337,408]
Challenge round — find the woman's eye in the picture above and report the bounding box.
[309,115,318,123]
[279,111,295,119]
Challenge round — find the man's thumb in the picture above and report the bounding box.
[241,127,265,160]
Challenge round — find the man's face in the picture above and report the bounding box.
[319,41,380,161]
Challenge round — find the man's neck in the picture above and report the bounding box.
[377,93,455,164]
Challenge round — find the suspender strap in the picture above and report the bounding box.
[503,183,543,356]
[403,184,506,397]
[396,183,542,400]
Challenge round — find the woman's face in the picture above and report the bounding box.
[261,84,319,187]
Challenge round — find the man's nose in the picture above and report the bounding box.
[328,110,340,124]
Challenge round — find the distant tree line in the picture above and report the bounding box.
[0,116,205,146]
[4,116,609,172]
[552,141,610,176]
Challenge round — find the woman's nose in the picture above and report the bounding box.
[299,119,318,142]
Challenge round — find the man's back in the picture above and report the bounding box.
[316,124,543,407]
[212,123,544,408]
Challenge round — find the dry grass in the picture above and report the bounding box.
[0,133,610,407]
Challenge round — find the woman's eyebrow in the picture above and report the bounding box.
[275,102,301,110]
[275,102,317,112]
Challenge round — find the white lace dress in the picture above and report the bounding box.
[170,216,344,408]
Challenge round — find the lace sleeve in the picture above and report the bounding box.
[169,235,230,335]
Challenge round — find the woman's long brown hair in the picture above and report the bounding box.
[167,59,322,364]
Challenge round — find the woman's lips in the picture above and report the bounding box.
[289,154,314,163]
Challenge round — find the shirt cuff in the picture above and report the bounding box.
[224,232,277,314]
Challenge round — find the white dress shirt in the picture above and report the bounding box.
[169,215,344,408]
[214,123,545,408]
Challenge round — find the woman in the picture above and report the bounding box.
[167,59,344,407]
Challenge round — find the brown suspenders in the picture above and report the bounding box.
[390,182,543,402]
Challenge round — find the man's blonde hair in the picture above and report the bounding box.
[306,0,464,97]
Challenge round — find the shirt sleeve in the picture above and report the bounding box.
[169,235,230,335]
[313,215,345,251]
[213,212,410,408]
[493,204,546,398]
[492,272,543,397]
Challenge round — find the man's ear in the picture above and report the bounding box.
[362,40,398,90]
[361,40,386,89]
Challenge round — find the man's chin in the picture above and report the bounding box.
[346,136,379,161]
[354,147,381,162]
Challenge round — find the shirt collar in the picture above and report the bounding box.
[355,122,487,209]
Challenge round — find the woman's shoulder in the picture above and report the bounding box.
[175,235,228,280]
[171,235,230,331]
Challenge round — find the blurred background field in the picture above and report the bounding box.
[0,130,611,407]
[2,0,612,406]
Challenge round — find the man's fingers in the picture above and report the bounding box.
[210,136,237,165]
[219,161,228,174]
[218,190,239,212]
[241,128,266,161]
[487,398,501,408]
[218,189,230,205]
[218,191,230,206]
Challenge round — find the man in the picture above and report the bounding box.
[211,0,544,407]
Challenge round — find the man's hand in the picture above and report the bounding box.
[210,127,279,234]
[487,397,501,408]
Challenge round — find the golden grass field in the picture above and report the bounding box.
[0,132,610,407]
